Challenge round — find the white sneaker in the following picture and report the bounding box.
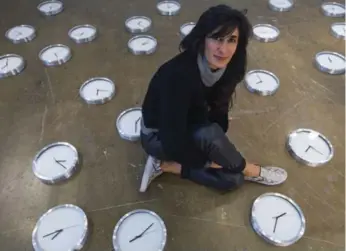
[139,156,163,192]
[245,166,287,186]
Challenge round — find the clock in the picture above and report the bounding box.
[5,25,36,44]
[39,44,72,66]
[314,51,345,75]
[244,69,280,96]
[32,204,89,251]
[252,24,280,42]
[286,128,334,167]
[37,0,64,16]
[330,22,346,40]
[321,2,345,17]
[180,22,195,37]
[32,142,79,184]
[268,0,294,12]
[156,1,181,16]
[125,16,152,33]
[112,209,167,251]
[68,24,97,44]
[128,35,157,55]
[0,54,25,79]
[116,107,142,141]
[79,77,116,105]
[250,192,306,247]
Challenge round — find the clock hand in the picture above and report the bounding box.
[42,224,80,240]
[138,21,143,27]
[310,145,324,155]
[79,32,84,36]
[1,59,8,70]
[255,73,262,84]
[129,223,154,242]
[54,158,67,169]
[54,52,59,60]
[141,40,149,46]
[304,145,311,152]
[272,212,287,233]
[328,56,332,63]
[135,117,141,133]
[272,217,278,233]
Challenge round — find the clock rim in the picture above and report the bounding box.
[250,192,306,247]
[286,128,334,167]
[37,0,64,16]
[112,209,167,251]
[5,25,37,44]
[68,24,98,44]
[320,2,345,17]
[156,0,181,16]
[244,69,280,96]
[268,0,294,12]
[127,35,158,55]
[0,54,26,79]
[252,24,280,43]
[38,44,72,67]
[32,141,79,184]
[314,51,346,75]
[116,107,142,141]
[32,204,89,251]
[125,16,152,34]
[79,77,116,105]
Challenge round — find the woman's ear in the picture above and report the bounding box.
[241,8,248,15]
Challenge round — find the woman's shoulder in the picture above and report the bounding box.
[158,50,198,76]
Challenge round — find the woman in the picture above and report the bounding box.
[139,4,287,192]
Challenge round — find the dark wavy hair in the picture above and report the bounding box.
[179,4,252,83]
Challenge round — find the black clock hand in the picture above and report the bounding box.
[54,53,59,60]
[135,117,141,133]
[42,224,80,240]
[1,58,9,69]
[272,212,287,233]
[328,56,332,63]
[305,145,311,152]
[129,223,154,242]
[310,145,324,155]
[255,73,262,84]
[54,158,67,169]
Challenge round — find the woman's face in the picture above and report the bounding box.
[204,27,239,69]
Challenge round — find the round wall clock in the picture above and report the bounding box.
[68,24,97,44]
[116,107,142,141]
[156,1,181,16]
[330,22,346,39]
[112,209,167,251]
[32,142,79,184]
[39,44,72,66]
[250,192,306,247]
[314,51,345,75]
[32,204,88,251]
[79,77,116,105]
[0,54,25,79]
[180,22,195,37]
[125,16,152,33]
[321,2,345,17]
[37,0,64,16]
[244,69,280,96]
[286,128,334,167]
[5,25,36,44]
[252,24,280,42]
[128,35,157,55]
[268,0,294,12]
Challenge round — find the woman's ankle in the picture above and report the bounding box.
[160,161,182,175]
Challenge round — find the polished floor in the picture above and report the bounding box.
[0,0,344,250]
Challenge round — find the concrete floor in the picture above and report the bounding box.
[0,0,345,250]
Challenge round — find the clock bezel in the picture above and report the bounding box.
[125,16,152,34]
[252,24,280,43]
[313,51,345,75]
[244,69,280,96]
[68,24,98,44]
[37,0,64,16]
[0,54,26,79]
[156,0,181,16]
[79,77,116,105]
[286,128,334,167]
[127,35,157,55]
[112,209,167,251]
[321,2,345,17]
[116,107,142,141]
[268,0,294,12]
[32,204,89,251]
[250,192,306,247]
[5,25,37,44]
[32,142,79,184]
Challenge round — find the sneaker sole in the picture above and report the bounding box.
[139,156,157,192]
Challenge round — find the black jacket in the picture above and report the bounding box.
[142,50,240,167]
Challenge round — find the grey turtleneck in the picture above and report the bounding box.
[197,53,226,87]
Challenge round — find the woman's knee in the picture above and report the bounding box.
[192,123,225,147]
[216,172,244,191]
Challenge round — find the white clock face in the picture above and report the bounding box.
[126,17,151,32]
[38,0,63,14]
[113,210,166,251]
[253,25,279,40]
[80,78,115,104]
[33,205,87,251]
[157,1,181,13]
[315,52,345,73]
[128,36,157,54]
[33,143,78,181]
[322,3,345,16]
[245,70,279,95]
[269,0,293,9]
[287,129,333,166]
[6,25,35,42]
[0,55,24,76]
[69,25,97,41]
[331,22,346,38]
[180,23,195,37]
[39,45,71,65]
[117,108,142,139]
[252,194,304,246]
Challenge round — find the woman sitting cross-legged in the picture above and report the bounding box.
[139,4,287,192]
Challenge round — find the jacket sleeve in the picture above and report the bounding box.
[157,70,206,167]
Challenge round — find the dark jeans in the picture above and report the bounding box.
[140,123,246,191]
